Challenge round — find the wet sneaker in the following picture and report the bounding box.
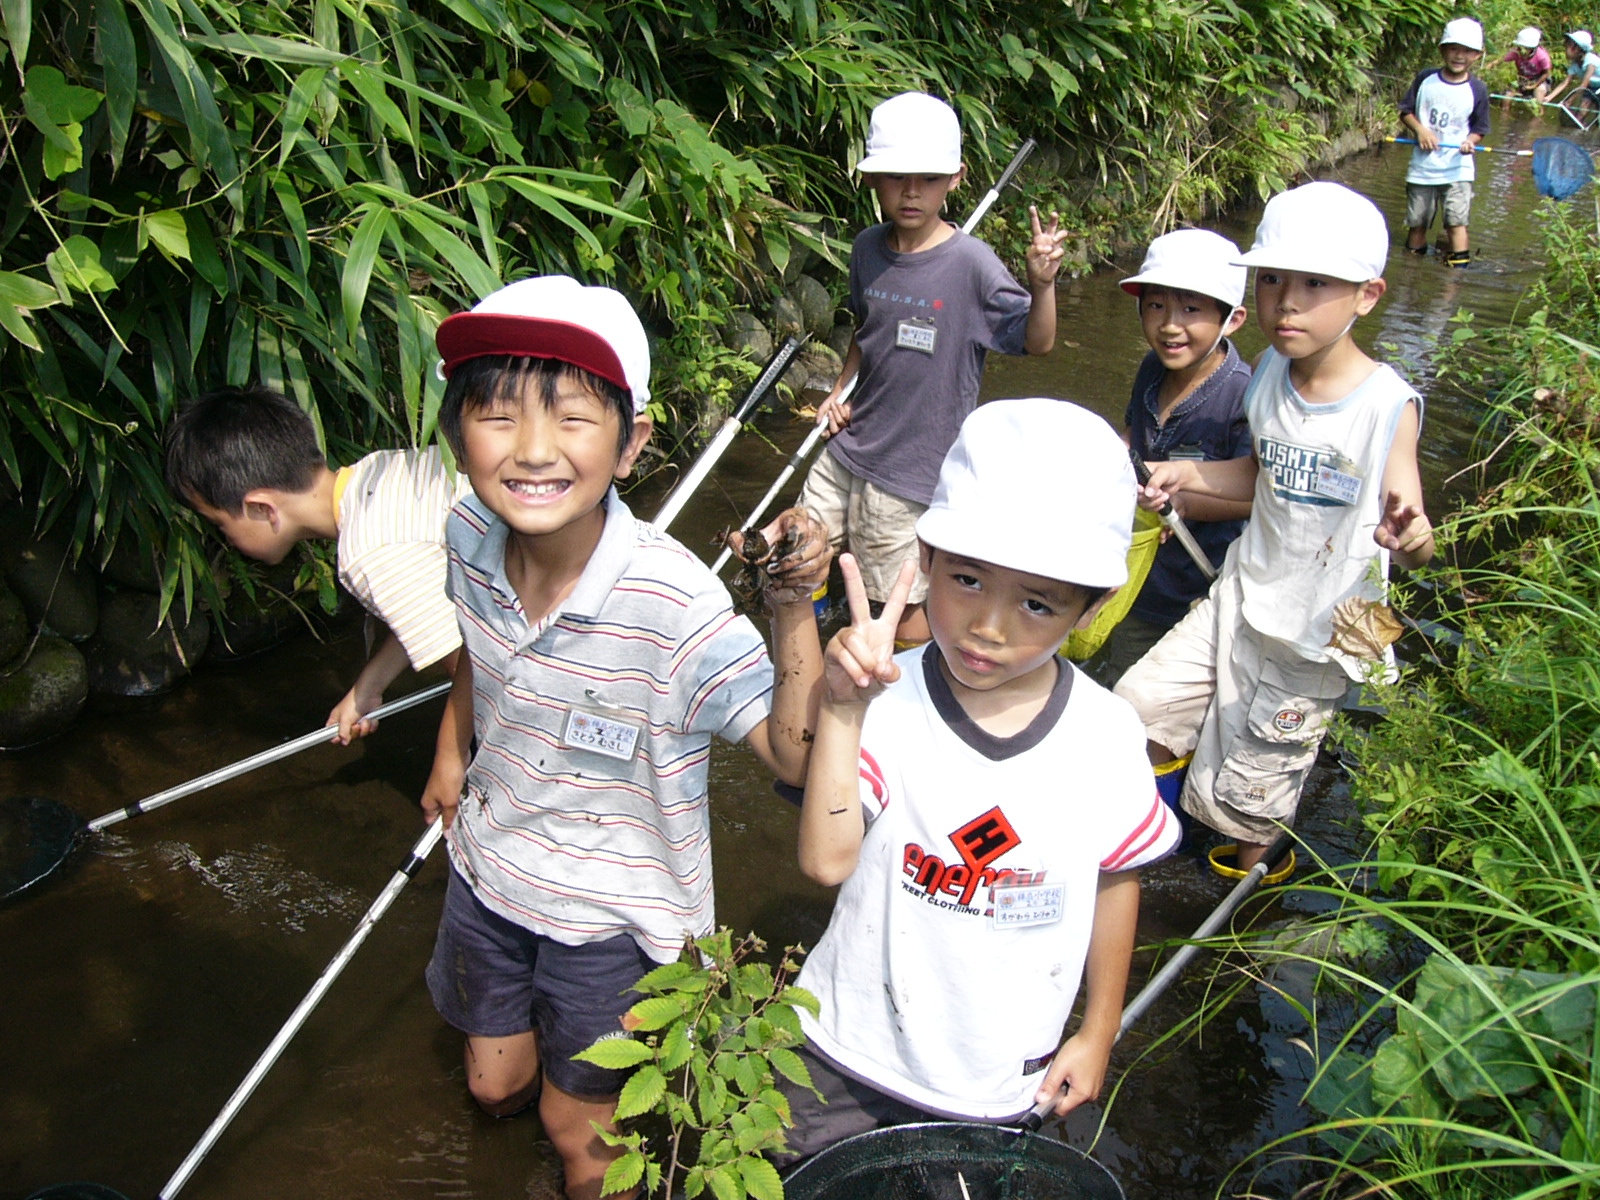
[1446,250,1471,268]
[1408,244,1429,256]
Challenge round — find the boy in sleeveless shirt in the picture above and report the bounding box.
[1116,182,1435,873]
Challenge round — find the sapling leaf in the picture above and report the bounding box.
[602,1151,646,1196]
[624,995,690,1031]
[659,1020,694,1072]
[707,1164,742,1200]
[615,1065,667,1120]
[767,1046,813,1090]
[574,1037,653,1069]
[738,1155,785,1200]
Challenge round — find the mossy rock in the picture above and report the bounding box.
[0,582,27,667]
[0,517,99,642]
[768,294,805,339]
[722,310,773,364]
[0,635,88,749]
[82,589,211,697]
[786,274,834,338]
[100,535,164,593]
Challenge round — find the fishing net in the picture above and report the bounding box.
[1532,137,1594,200]
[0,796,82,901]
[781,1122,1124,1200]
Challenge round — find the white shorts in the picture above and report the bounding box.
[798,450,929,604]
[1114,564,1350,844]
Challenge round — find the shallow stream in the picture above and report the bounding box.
[0,120,1574,1199]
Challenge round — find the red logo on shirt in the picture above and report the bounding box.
[902,807,1031,909]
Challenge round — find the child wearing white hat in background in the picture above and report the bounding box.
[1545,30,1600,116]
[802,91,1068,647]
[1084,229,1254,687]
[1117,181,1434,877]
[1501,26,1552,107]
[1399,17,1490,268]
[780,398,1180,1160]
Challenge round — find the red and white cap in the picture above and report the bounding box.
[916,399,1135,588]
[436,276,651,414]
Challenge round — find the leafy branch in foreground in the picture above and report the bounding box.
[574,930,819,1200]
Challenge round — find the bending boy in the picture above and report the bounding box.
[166,385,467,742]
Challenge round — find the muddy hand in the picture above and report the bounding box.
[761,506,832,606]
[824,555,916,704]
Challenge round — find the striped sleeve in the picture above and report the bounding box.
[344,540,461,669]
[1102,792,1180,871]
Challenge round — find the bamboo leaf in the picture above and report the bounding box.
[342,204,393,341]
[95,0,137,168]
[186,32,351,67]
[2,0,31,75]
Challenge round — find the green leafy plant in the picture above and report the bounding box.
[574,930,819,1200]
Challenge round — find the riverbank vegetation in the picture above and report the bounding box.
[1208,202,1600,1197]
[0,0,1448,624]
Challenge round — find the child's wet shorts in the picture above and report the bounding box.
[426,865,654,1098]
[1405,180,1473,229]
[1115,570,1349,846]
[798,450,929,604]
[774,1043,985,1165]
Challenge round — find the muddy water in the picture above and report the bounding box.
[0,121,1566,1200]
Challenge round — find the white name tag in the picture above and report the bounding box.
[561,707,642,761]
[1314,463,1362,506]
[896,319,937,354]
[991,882,1065,928]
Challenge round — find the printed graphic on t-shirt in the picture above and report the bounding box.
[861,284,946,311]
[1257,435,1364,507]
[899,805,1046,915]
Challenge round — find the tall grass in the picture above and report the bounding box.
[1181,204,1600,1198]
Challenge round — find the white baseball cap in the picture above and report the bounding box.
[1514,26,1542,49]
[1441,17,1484,50]
[1120,229,1247,309]
[855,92,962,175]
[916,399,1134,588]
[436,276,651,414]
[1235,181,1389,283]
[1568,29,1594,51]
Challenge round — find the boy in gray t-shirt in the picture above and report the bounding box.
[800,92,1067,644]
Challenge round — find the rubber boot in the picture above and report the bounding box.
[1446,249,1471,269]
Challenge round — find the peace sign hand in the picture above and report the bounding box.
[823,555,918,706]
[1025,205,1068,288]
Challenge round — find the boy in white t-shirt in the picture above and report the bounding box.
[782,398,1181,1157]
[1399,17,1490,268]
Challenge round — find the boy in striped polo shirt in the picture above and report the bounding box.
[420,276,829,1200]
[166,385,469,743]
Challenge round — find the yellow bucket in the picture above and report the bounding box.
[1060,508,1163,661]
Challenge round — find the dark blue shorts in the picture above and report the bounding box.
[426,866,653,1097]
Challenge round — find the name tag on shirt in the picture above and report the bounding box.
[991,882,1065,928]
[1314,462,1363,506]
[896,319,937,354]
[561,706,642,761]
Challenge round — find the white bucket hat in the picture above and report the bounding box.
[436,276,651,414]
[855,92,962,175]
[1514,26,1542,49]
[1235,181,1389,283]
[1440,17,1484,50]
[916,398,1134,588]
[1120,229,1247,308]
[1568,29,1594,52]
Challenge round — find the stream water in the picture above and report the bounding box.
[0,119,1574,1200]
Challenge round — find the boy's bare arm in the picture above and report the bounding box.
[421,653,475,828]
[1140,454,1258,508]
[1375,401,1434,569]
[741,508,831,787]
[1023,206,1067,356]
[797,556,914,887]
[1037,868,1141,1115]
[1400,109,1439,150]
[1172,494,1254,523]
[328,630,413,744]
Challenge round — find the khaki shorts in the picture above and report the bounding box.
[1114,567,1350,845]
[1405,181,1473,230]
[798,450,929,604]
